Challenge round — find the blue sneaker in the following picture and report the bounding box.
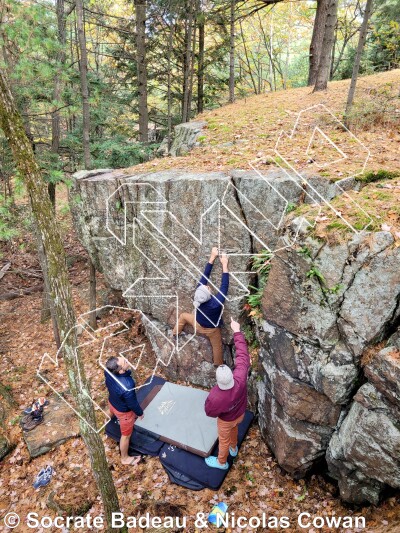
[33,474,48,489]
[205,456,229,470]
[229,446,238,457]
[33,466,53,489]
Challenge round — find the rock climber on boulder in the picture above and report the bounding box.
[172,247,229,366]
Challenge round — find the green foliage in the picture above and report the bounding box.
[242,324,259,349]
[91,138,160,169]
[10,416,21,426]
[251,249,273,277]
[306,266,325,283]
[345,83,400,129]
[295,485,308,502]
[322,283,344,295]
[1,0,398,207]
[326,221,351,232]
[247,286,264,315]
[369,1,400,71]
[307,263,344,299]
[356,169,400,183]
[115,200,123,212]
[0,195,18,242]
[245,250,272,319]
[70,194,82,207]
[298,246,312,259]
[286,202,296,214]
[60,204,70,215]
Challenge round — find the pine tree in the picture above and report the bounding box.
[0,67,124,533]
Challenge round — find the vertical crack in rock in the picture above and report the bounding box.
[229,176,255,257]
[384,292,400,340]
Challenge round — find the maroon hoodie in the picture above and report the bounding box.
[205,332,250,421]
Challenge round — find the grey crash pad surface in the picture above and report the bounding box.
[135,382,217,457]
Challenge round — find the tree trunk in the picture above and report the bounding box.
[89,258,97,330]
[270,12,276,90]
[75,0,91,168]
[20,97,60,338]
[197,14,205,113]
[344,0,374,127]
[229,0,235,103]
[135,0,149,142]
[0,68,123,533]
[167,19,174,151]
[36,224,62,348]
[239,18,257,94]
[308,0,329,86]
[187,1,198,119]
[283,0,292,89]
[329,23,337,79]
[313,0,338,92]
[182,0,194,123]
[50,0,67,209]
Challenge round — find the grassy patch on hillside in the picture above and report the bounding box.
[289,176,400,244]
[124,70,400,180]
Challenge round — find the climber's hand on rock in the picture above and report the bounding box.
[230,317,240,333]
[210,247,219,263]
[220,253,229,271]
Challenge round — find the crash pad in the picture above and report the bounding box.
[105,375,254,490]
[135,382,218,457]
[158,410,254,490]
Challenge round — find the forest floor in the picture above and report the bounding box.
[1,71,400,532]
[1,189,400,532]
[127,69,400,180]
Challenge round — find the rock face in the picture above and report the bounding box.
[170,121,207,156]
[258,222,400,498]
[70,167,324,386]
[326,345,400,505]
[157,121,207,157]
[0,435,12,461]
[0,382,15,461]
[70,166,400,504]
[23,395,80,458]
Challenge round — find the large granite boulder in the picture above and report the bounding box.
[157,121,207,157]
[326,382,400,505]
[258,227,400,491]
[0,434,12,461]
[365,345,400,406]
[169,121,207,156]
[326,341,400,504]
[257,348,341,477]
[143,316,233,387]
[0,381,16,461]
[70,168,319,386]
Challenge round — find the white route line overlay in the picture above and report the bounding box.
[274,103,372,234]
[112,176,298,334]
[37,306,174,433]
[41,104,375,434]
